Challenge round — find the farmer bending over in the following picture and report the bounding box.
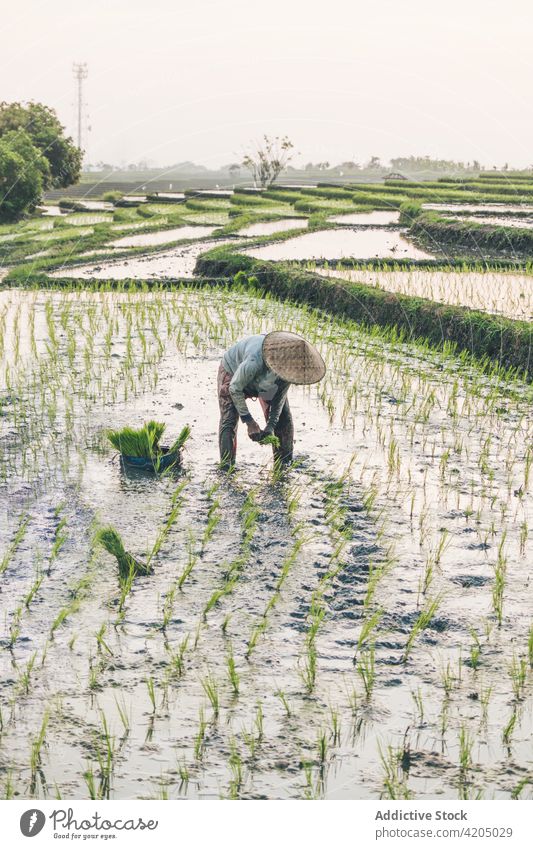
[218,331,326,468]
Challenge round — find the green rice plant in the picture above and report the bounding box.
[502,709,517,748]
[402,595,442,662]
[30,708,50,776]
[411,688,425,724]
[492,533,507,626]
[254,703,264,740]
[479,682,492,724]
[228,737,243,798]
[226,647,240,696]
[177,760,190,788]
[258,433,280,448]
[24,567,43,609]
[317,729,328,764]
[147,478,188,568]
[146,677,156,713]
[95,526,150,581]
[329,707,341,745]
[468,629,482,671]
[201,674,220,719]
[167,634,189,679]
[2,771,15,799]
[201,484,221,550]
[528,623,533,669]
[458,725,474,773]
[0,514,29,576]
[7,605,22,649]
[15,651,37,697]
[178,530,197,589]
[508,654,527,700]
[357,644,376,699]
[114,695,130,735]
[511,776,531,800]
[168,424,192,456]
[194,708,207,760]
[107,420,165,458]
[95,622,113,656]
[378,742,412,800]
[275,689,292,717]
[357,608,383,651]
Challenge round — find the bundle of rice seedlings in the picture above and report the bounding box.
[95,526,151,581]
[259,433,280,448]
[108,420,165,458]
[107,421,191,461]
[168,425,192,455]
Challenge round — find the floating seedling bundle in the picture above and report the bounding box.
[107,420,191,472]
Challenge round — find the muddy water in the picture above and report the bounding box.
[0,286,531,800]
[329,211,400,226]
[50,239,238,280]
[314,267,533,321]
[237,219,308,237]
[246,228,435,261]
[110,226,216,249]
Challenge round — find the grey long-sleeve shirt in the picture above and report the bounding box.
[222,335,290,431]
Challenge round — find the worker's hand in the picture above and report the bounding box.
[246,420,261,440]
[249,427,273,443]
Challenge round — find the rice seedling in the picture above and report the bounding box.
[166,634,189,680]
[13,649,37,696]
[0,514,29,576]
[357,644,376,699]
[177,530,198,589]
[95,526,150,581]
[226,647,240,696]
[329,707,341,745]
[502,709,517,748]
[378,742,412,800]
[114,695,130,736]
[272,686,292,719]
[458,724,474,773]
[411,688,425,724]
[508,654,527,700]
[492,532,508,626]
[510,776,531,800]
[194,708,207,760]
[254,702,264,741]
[228,737,243,798]
[24,566,43,609]
[201,673,220,719]
[402,595,442,662]
[30,708,50,779]
[146,677,157,713]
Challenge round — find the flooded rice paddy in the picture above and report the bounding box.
[51,239,238,280]
[313,267,533,321]
[110,226,216,249]
[245,228,435,262]
[0,284,531,800]
[329,211,400,226]
[237,219,308,237]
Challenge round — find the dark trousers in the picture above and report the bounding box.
[217,363,294,466]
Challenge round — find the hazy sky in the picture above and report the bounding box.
[2,0,532,168]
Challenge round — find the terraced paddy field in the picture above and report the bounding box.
[0,174,532,800]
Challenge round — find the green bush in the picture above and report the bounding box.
[0,130,45,221]
[102,190,124,203]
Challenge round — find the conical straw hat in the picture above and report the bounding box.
[262,331,326,385]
